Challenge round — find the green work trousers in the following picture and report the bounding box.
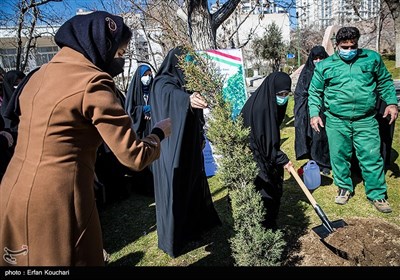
[325,114,387,201]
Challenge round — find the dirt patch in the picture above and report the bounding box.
[292,217,400,266]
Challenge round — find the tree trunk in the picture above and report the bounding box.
[376,2,381,53]
[384,0,400,67]
[187,0,215,50]
[186,0,241,50]
[395,17,400,68]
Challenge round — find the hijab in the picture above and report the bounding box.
[1,70,25,119]
[54,11,132,74]
[139,65,151,78]
[151,47,187,91]
[241,72,292,176]
[299,45,328,88]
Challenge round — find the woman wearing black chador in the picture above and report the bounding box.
[294,46,331,174]
[241,72,294,230]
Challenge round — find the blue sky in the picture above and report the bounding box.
[1,0,296,28]
[1,0,103,19]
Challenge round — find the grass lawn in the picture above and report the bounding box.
[100,84,400,268]
[383,56,400,80]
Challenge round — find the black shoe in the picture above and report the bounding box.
[322,168,331,175]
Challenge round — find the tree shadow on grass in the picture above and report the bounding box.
[279,175,313,266]
[101,186,235,266]
[387,148,400,178]
[99,192,157,258]
[181,195,234,266]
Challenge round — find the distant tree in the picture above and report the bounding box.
[253,22,286,72]
[0,0,64,72]
[348,0,394,54]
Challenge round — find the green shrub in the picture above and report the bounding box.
[230,184,286,266]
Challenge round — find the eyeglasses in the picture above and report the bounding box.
[339,45,358,50]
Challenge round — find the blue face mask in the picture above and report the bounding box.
[338,48,357,61]
[276,95,289,106]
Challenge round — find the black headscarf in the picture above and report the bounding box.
[152,47,186,92]
[1,70,25,121]
[297,46,328,90]
[54,11,131,74]
[241,72,291,181]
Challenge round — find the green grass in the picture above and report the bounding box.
[101,95,400,267]
[383,56,400,80]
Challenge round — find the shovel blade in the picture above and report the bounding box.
[312,219,347,239]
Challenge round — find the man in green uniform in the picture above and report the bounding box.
[308,26,398,213]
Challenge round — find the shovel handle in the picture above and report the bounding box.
[288,166,318,208]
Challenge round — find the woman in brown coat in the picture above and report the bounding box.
[0,11,171,266]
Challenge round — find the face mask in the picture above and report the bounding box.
[313,60,320,66]
[107,57,125,77]
[338,49,357,61]
[276,95,289,106]
[141,75,152,86]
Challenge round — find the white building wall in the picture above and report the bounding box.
[218,12,291,45]
[241,13,290,44]
[296,0,379,29]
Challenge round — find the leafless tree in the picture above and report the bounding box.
[1,0,65,72]
[347,0,394,54]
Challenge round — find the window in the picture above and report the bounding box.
[0,48,17,69]
[35,46,58,66]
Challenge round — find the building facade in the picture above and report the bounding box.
[0,11,160,83]
[296,0,380,29]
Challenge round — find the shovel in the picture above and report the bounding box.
[288,166,347,239]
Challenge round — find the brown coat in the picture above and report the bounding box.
[0,47,161,266]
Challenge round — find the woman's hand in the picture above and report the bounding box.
[284,161,293,173]
[190,92,208,109]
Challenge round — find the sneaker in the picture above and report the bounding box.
[335,188,353,205]
[371,198,392,213]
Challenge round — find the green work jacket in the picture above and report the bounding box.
[308,49,397,120]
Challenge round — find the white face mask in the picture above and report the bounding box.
[141,75,152,86]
